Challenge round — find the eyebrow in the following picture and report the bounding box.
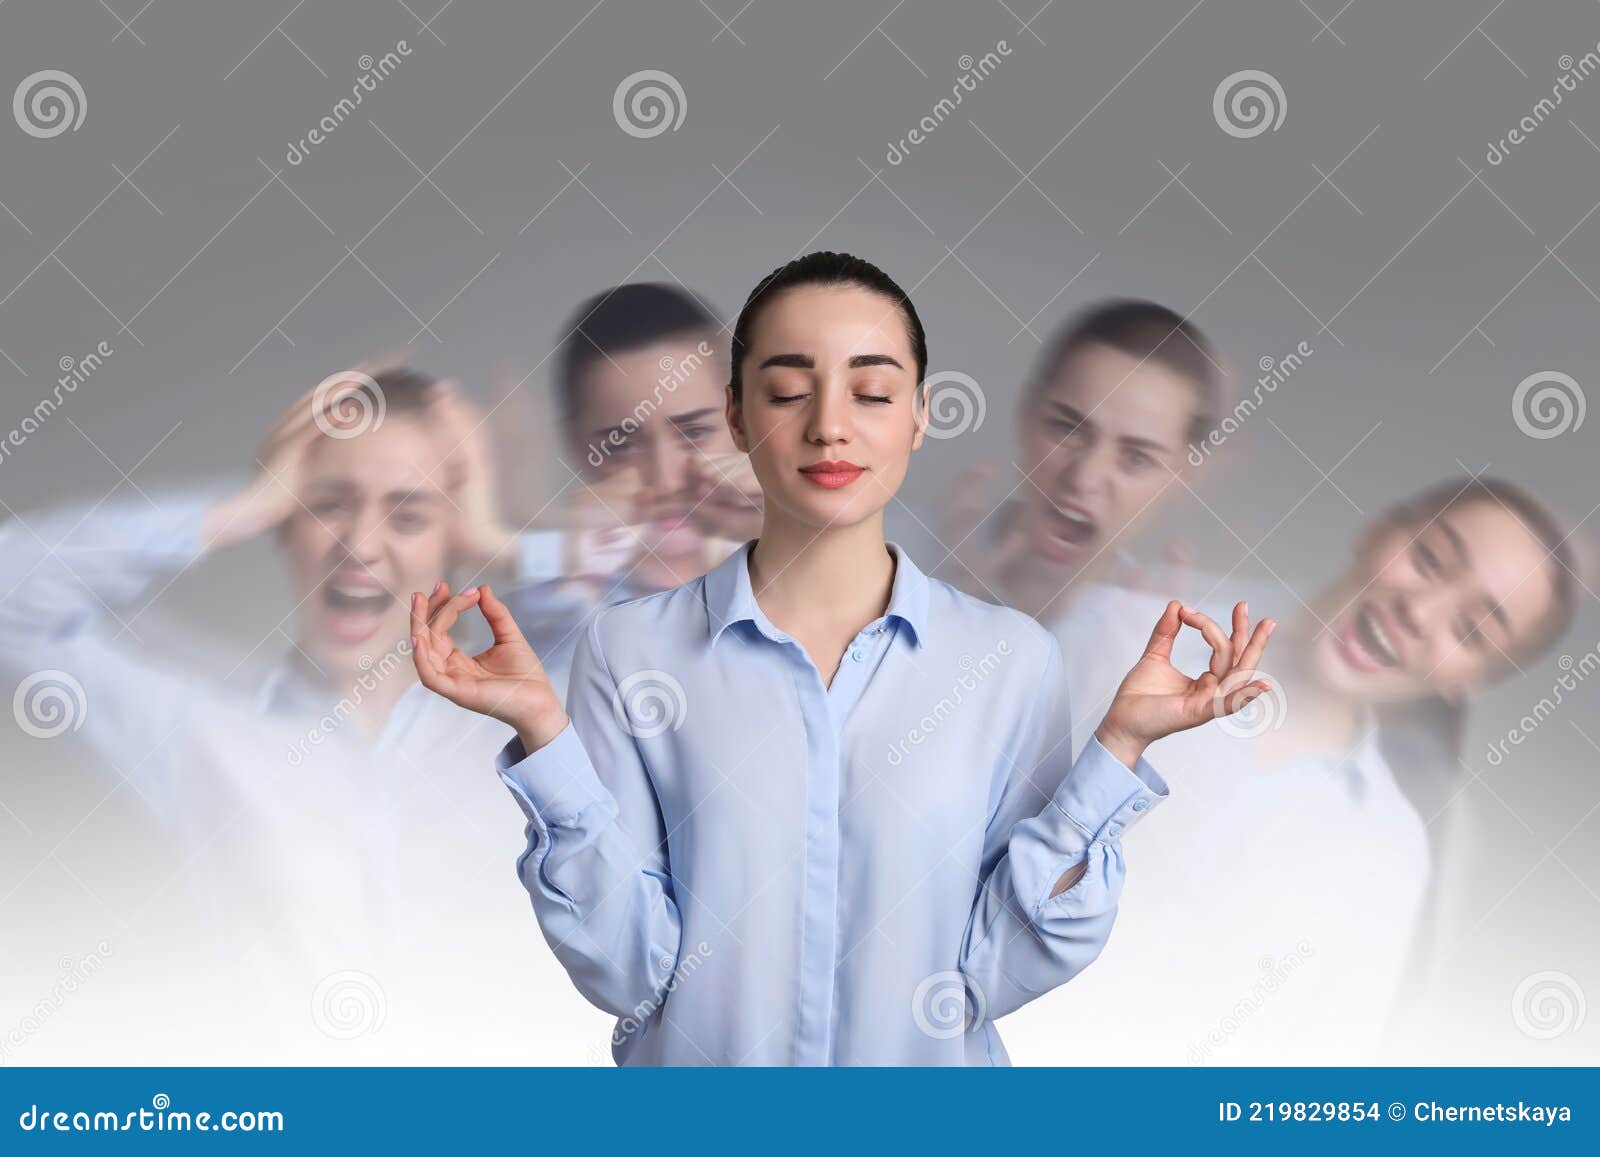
[1435,518,1470,570]
[757,352,905,371]
[667,407,720,428]
[1047,402,1176,454]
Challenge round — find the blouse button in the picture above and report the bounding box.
[1132,798,1148,812]
[850,649,865,662]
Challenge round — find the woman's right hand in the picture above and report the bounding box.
[410,580,570,753]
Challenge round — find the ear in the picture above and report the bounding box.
[910,379,929,451]
[725,383,749,453]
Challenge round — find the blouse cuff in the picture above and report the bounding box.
[1049,736,1170,845]
[494,720,610,826]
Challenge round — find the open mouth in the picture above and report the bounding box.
[1037,501,1099,561]
[1340,602,1402,672]
[321,577,392,645]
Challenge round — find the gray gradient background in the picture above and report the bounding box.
[1,0,1596,1062]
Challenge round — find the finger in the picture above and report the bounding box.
[1142,600,1183,661]
[1231,617,1276,678]
[1179,606,1233,677]
[425,580,451,619]
[1220,679,1273,717]
[412,629,459,698]
[477,584,528,648]
[1229,601,1250,658]
[426,587,482,636]
[409,592,428,641]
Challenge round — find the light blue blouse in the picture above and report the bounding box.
[494,540,1171,1065]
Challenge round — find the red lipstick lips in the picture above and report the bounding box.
[798,459,865,489]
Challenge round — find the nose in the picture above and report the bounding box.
[1050,440,1111,500]
[806,383,852,446]
[640,436,695,500]
[340,503,387,565]
[1393,588,1439,639]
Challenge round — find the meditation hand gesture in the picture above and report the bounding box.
[1094,601,1275,767]
[410,582,570,751]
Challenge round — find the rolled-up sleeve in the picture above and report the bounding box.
[959,636,1169,1020]
[495,613,682,1021]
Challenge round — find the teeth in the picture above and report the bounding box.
[332,584,383,598]
[1060,508,1092,524]
[1360,607,1399,665]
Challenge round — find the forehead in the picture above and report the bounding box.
[1039,343,1201,440]
[574,336,725,425]
[1439,501,1559,633]
[747,284,915,367]
[302,415,448,495]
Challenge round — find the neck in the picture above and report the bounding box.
[746,509,895,636]
[294,644,419,735]
[1257,618,1365,763]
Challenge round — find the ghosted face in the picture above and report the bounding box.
[568,333,740,588]
[728,283,925,535]
[1016,343,1199,579]
[280,414,454,678]
[1308,499,1560,704]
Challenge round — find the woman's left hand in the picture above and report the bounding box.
[1094,600,1275,768]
